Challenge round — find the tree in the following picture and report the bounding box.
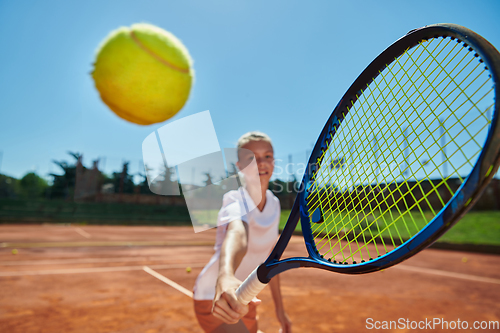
[103,161,135,194]
[0,174,19,198]
[204,172,214,186]
[49,152,81,199]
[145,165,179,195]
[19,172,48,198]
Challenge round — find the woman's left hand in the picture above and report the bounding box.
[276,310,292,333]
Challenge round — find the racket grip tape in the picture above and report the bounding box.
[235,266,268,305]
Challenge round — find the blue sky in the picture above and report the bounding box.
[1,0,499,182]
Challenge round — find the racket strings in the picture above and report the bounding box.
[306,36,494,264]
[310,82,486,254]
[306,39,490,215]
[312,85,484,252]
[312,91,485,259]
[308,39,476,208]
[311,87,445,259]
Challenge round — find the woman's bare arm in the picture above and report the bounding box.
[212,220,260,323]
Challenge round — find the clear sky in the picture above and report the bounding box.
[1,0,499,182]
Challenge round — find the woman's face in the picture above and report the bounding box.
[237,140,274,187]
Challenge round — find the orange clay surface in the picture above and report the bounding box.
[0,224,499,332]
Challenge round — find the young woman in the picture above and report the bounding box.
[193,132,292,333]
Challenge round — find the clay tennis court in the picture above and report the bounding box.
[1,224,499,332]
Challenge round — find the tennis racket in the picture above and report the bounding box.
[235,23,500,304]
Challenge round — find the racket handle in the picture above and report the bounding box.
[235,267,268,305]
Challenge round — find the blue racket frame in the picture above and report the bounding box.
[255,23,500,284]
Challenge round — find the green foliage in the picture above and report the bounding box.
[439,211,500,245]
[49,151,81,199]
[140,166,177,195]
[0,174,19,198]
[0,198,191,225]
[279,209,500,245]
[269,179,300,196]
[19,172,48,198]
[109,162,135,194]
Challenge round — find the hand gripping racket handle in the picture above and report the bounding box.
[235,267,268,305]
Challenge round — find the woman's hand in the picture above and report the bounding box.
[212,273,261,324]
[269,275,292,332]
[276,309,292,333]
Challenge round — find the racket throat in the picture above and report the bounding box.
[256,263,272,284]
[266,195,302,263]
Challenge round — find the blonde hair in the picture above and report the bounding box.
[237,131,273,149]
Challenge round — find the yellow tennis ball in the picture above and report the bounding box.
[92,23,194,125]
[11,249,18,255]
[186,266,192,273]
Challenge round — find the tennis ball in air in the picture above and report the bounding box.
[186,266,192,273]
[11,249,18,255]
[92,23,194,125]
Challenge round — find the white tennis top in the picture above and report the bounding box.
[193,188,280,300]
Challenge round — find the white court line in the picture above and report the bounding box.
[0,240,214,248]
[2,260,498,286]
[74,228,91,239]
[396,265,500,285]
[143,266,193,298]
[0,256,202,266]
[0,263,205,277]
